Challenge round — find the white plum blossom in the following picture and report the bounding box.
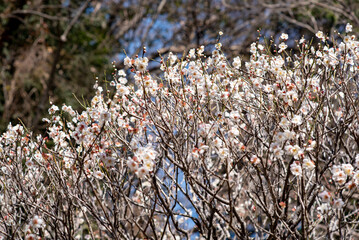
[355,154,359,167]
[279,117,290,129]
[233,56,241,69]
[290,162,302,176]
[342,164,354,176]
[189,48,195,58]
[1,24,359,238]
[118,76,128,84]
[127,158,139,172]
[117,85,130,95]
[291,115,302,125]
[218,148,229,158]
[136,167,149,179]
[332,167,347,185]
[316,31,325,40]
[303,158,315,170]
[346,23,353,33]
[228,127,240,137]
[118,69,126,76]
[93,171,104,179]
[353,171,359,183]
[278,42,288,53]
[280,33,288,40]
[332,198,344,209]
[285,145,303,159]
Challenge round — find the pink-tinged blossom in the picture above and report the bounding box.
[332,198,344,209]
[305,140,316,151]
[319,191,331,202]
[345,181,356,190]
[229,111,241,121]
[250,155,260,165]
[124,56,132,67]
[25,234,37,240]
[48,105,59,114]
[30,215,43,228]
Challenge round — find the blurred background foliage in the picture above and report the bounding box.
[0,0,358,132]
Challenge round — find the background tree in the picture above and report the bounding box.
[1,0,358,132]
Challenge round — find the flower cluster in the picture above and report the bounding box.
[1,26,359,239]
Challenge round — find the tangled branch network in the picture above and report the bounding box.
[1,24,359,239]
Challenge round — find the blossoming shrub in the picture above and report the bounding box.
[1,24,359,239]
